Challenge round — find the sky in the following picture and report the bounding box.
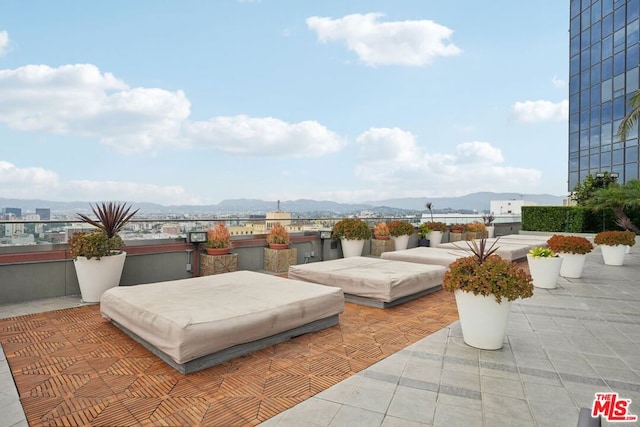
[0,1,570,206]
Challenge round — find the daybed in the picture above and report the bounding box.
[287,256,446,308]
[381,247,468,267]
[435,241,530,261]
[100,270,344,374]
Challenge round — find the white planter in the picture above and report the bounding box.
[557,253,587,278]
[391,234,410,251]
[454,289,512,350]
[600,244,627,266]
[486,225,495,238]
[340,238,365,258]
[73,251,127,303]
[626,245,631,254]
[527,255,562,289]
[427,230,443,246]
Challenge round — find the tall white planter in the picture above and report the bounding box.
[340,238,365,258]
[391,234,410,251]
[600,245,627,266]
[427,230,443,246]
[486,225,495,238]
[527,255,562,289]
[74,251,127,303]
[454,290,512,350]
[558,253,587,278]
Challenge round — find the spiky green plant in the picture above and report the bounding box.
[76,202,139,238]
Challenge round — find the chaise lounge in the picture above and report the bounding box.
[100,270,344,374]
[288,256,446,308]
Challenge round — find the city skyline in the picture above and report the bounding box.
[2,1,568,206]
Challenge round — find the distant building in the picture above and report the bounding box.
[489,200,536,216]
[4,222,25,237]
[3,207,21,218]
[36,208,51,220]
[568,0,640,189]
[266,201,291,228]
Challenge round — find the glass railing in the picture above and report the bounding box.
[0,215,522,248]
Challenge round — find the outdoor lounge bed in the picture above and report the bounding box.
[381,247,469,267]
[287,257,446,308]
[100,270,344,374]
[435,241,530,261]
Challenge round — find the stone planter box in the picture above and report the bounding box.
[264,248,297,273]
[371,239,394,256]
[200,253,239,276]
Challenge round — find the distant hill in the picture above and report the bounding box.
[368,192,566,212]
[0,192,565,216]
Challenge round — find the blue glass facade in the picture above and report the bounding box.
[569,0,640,190]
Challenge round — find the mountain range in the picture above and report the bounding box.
[0,192,566,216]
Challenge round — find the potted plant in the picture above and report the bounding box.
[388,220,415,251]
[206,222,233,255]
[465,221,486,240]
[332,218,372,258]
[526,247,562,289]
[417,223,431,247]
[594,230,636,266]
[266,222,290,249]
[483,214,496,238]
[373,222,390,240]
[68,201,138,303]
[423,221,447,246]
[449,224,466,242]
[546,234,594,278]
[443,239,533,350]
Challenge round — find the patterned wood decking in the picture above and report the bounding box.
[0,290,458,426]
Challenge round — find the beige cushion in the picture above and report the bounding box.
[100,271,344,364]
[381,247,468,267]
[288,257,445,303]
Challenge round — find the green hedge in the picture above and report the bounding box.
[521,206,618,232]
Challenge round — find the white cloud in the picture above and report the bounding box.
[352,127,541,198]
[185,115,346,157]
[306,13,461,67]
[0,160,200,205]
[552,75,566,89]
[0,31,9,56]
[0,63,345,157]
[511,99,568,123]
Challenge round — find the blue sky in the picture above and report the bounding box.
[0,1,569,206]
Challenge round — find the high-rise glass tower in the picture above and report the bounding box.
[568,0,640,190]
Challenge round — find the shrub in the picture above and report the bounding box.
[417,223,432,239]
[423,221,447,232]
[594,230,636,246]
[546,235,594,254]
[68,230,124,260]
[466,221,486,233]
[207,222,232,249]
[443,238,533,304]
[388,220,415,237]
[373,222,390,237]
[332,218,372,240]
[449,224,466,233]
[267,223,290,245]
[528,247,556,258]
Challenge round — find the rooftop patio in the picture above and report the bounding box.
[1,236,639,426]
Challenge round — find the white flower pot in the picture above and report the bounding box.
[454,289,512,350]
[626,245,631,254]
[527,255,562,289]
[340,238,365,258]
[557,253,587,278]
[600,244,627,266]
[427,230,443,246]
[391,234,410,251]
[73,251,127,303]
[486,225,495,238]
